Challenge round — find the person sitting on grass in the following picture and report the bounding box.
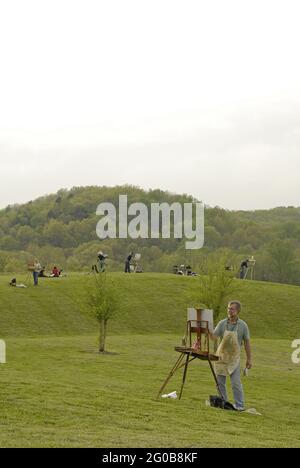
[51,266,60,278]
[9,278,27,288]
[39,266,48,278]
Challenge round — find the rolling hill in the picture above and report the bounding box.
[1,272,299,339]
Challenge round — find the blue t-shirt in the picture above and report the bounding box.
[213,319,250,346]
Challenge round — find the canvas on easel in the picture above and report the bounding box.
[185,308,214,353]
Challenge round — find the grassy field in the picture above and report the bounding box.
[0,273,299,447]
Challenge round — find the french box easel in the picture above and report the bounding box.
[157,308,222,400]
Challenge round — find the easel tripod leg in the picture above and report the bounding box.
[26,271,32,285]
[179,354,190,400]
[157,353,185,399]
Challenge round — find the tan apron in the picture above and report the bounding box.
[214,330,240,376]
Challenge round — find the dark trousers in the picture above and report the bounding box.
[240,267,247,279]
[33,271,39,286]
[125,261,131,273]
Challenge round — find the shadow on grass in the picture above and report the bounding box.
[79,349,120,356]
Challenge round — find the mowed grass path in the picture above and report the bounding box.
[0,273,300,447]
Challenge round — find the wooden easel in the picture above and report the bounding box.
[157,309,222,400]
[26,262,35,285]
[249,256,256,280]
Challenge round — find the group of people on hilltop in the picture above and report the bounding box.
[91,251,140,274]
[173,264,197,276]
[9,261,63,288]
[12,253,255,287]
[10,249,141,288]
[92,254,256,279]
[30,261,63,286]
[171,258,256,280]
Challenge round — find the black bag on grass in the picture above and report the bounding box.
[209,395,236,411]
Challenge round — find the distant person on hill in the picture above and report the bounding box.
[9,278,27,288]
[125,252,134,273]
[33,259,42,286]
[51,266,60,278]
[39,266,48,278]
[209,300,252,411]
[239,259,249,279]
[97,251,107,273]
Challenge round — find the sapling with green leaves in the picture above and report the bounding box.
[193,253,238,350]
[88,272,121,353]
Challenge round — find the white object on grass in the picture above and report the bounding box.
[245,408,262,416]
[161,391,177,399]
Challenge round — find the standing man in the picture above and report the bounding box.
[239,259,249,279]
[209,301,252,411]
[97,251,107,273]
[33,259,42,286]
[125,252,134,273]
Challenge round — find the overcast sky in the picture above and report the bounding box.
[1,0,300,211]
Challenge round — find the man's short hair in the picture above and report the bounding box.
[228,300,242,312]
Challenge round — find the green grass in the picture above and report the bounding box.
[1,335,299,448]
[1,273,300,339]
[0,273,299,447]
